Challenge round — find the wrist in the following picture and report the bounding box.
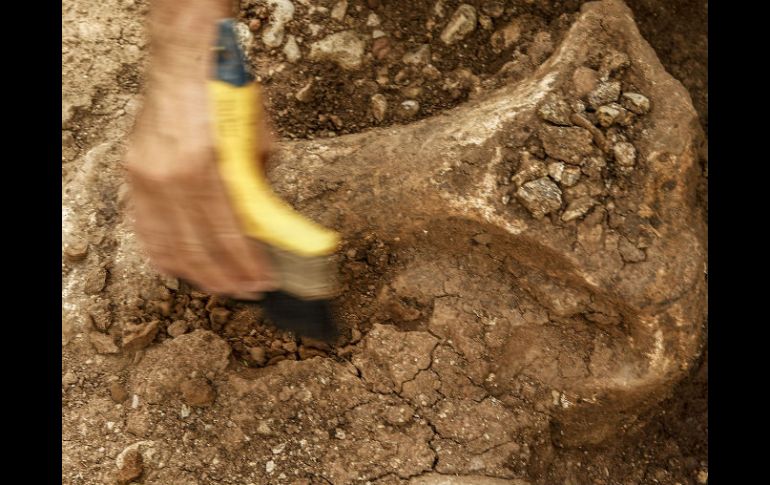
[147,0,235,79]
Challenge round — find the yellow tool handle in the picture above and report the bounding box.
[208,80,340,257]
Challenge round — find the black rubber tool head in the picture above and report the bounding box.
[262,291,339,344]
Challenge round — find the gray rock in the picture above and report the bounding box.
[84,267,107,294]
[330,0,347,22]
[613,142,637,167]
[516,177,563,219]
[64,237,89,262]
[596,103,625,127]
[540,125,594,164]
[309,31,366,70]
[561,166,582,187]
[403,44,431,65]
[538,96,572,126]
[561,196,597,222]
[581,155,607,178]
[621,92,651,115]
[371,94,388,122]
[587,81,621,108]
[62,371,78,386]
[283,35,301,62]
[440,4,477,45]
[512,152,548,187]
[547,161,565,182]
[366,13,381,27]
[262,0,295,48]
[234,22,254,53]
[399,100,420,117]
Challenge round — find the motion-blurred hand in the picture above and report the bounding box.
[124,0,276,299]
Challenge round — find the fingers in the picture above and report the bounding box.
[163,168,240,294]
[181,159,278,294]
[128,141,278,297]
[125,70,282,299]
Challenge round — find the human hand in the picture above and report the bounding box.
[124,0,277,300]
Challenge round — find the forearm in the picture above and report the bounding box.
[147,0,235,80]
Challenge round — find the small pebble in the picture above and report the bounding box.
[399,100,420,117]
[613,142,637,167]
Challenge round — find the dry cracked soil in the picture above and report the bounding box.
[62,1,707,484]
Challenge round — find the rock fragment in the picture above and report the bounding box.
[540,125,594,164]
[122,320,159,352]
[283,35,300,62]
[399,100,420,117]
[262,0,295,48]
[516,177,563,219]
[562,197,597,222]
[538,96,572,126]
[114,449,143,485]
[371,94,388,122]
[295,80,314,102]
[440,4,477,45]
[64,237,89,261]
[588,81,622,108]
[613,142,637,167]
[309,31,365,70]
[621,92,651,115]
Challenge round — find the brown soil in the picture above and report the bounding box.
[62,1,707,484]
[625,0,708,134]
[244,0,585,139]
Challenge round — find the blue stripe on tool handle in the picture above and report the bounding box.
[213,19,253,87]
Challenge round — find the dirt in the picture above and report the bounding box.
[624,0,708,135]
[62,1,707,484]
[240,0,584,139]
